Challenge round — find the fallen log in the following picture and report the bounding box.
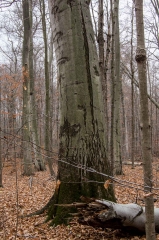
[63,197,159,233]
[123,161,142,166]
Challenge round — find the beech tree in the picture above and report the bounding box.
[29,0,45,171]
[0,75,2,187]
[130,2,135,168]
[48,0,115,224]
[22,0,34,175]
[39,0,55,176]
[112,0,122,174]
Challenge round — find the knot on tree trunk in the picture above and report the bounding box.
[135,47,146,63]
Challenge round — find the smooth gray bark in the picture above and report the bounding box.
[113,0,122,174]
[91,200,159,232]
[98,0,109,156]
[0,77,2,187]
[130,2,135,169]
[29,0,45,171]
[121,62,159,110]
[22,0,34,176]
[48,0,115,224]
[39,0,55,177]
[110,0,122,175]
[135,0,156,239]
[59,199,159,233]
[95,200,159,232]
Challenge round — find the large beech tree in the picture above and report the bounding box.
[48,0,115,224]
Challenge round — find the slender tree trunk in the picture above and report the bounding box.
[98,0,109,156]
[135,1,156,239]
[110,0,122,175]
[104,7,111,160]
[121,79,129,160]
[29,0,45,171]
[48,0,59,151]
[110,0,115,173]
[39,0,55,177]
[130,2,135,168]
[113,0,122,174]
[22,0,34,176]
[0,75,2,187]
[48,0,115,225]
[98,0,104,118]
[48,32,54,149]
[147,61,153,157]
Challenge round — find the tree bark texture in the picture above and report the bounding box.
[130,2,135,169]
[48,0,115,224]
[40,0,55,176]
[0,77,2,187]
[22,0,34,176]
[121,62,159,110]
[135,0,156,239]
[113,0,122,175]
[29,0,45,171]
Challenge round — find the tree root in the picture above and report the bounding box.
[19,193,56,218]
[19,180,61,218]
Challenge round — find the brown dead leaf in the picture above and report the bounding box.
[104,179,111,190]
[143,192,154,198]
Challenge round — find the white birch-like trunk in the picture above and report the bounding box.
[77,199,159,233]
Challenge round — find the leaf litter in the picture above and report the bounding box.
[1,159,159,239]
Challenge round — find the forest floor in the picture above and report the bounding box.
[1,159,159,240]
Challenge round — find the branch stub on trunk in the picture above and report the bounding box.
[135,47,146,63]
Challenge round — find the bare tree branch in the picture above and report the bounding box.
[0,0,18,8]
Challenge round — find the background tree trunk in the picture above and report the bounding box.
[0,76,2,187]
[113,0,122,175]
[22,0,34,176]
[39,0,55,177]
[130,2,135,169]
[135,0,156,239]
[110,0,122,175]
[29,0,45,171]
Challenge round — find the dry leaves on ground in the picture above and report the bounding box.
[1,159,159,239]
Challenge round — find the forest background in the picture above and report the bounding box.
[0,0,159,239]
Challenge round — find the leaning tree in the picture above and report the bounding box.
[47,0,115,224]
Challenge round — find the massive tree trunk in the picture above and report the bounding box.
[135,0,156,239]
[48,0,115,225]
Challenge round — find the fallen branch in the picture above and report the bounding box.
[123,161,142,166]
[62,197,159,233]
